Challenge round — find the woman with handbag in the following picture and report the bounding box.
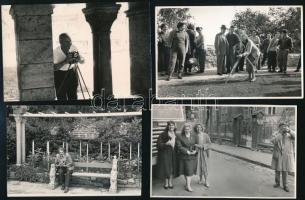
[176,123,197,192]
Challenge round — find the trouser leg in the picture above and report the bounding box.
[177,48,186,74]
[275,170,280,185]
[282,171,288,188]
[54,71,68,100]
[65,169,71,188]
[168,50,178,77]
[66,69,78,100]
[58,167,65,186]
[283,50,288,72]
[278,50,284,71]
[297,56,301,70]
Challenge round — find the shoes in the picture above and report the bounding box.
[294,69,300,72]
[185,186,193,192]
[168,185,174,189]
[273,183,280,188]
[163,185,168,189]
[205,182,210,188]
[61,185,65,190]
[64,188,69,193]
[250,77,256,82]
[166,76,171,81]
[283,186,290,192]
[278,70,283,73]
[178,73,183,79]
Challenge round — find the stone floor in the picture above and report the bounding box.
[7,180,141,197]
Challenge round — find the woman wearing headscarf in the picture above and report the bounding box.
[156,121,177,189]
[176,123,197,192]
[194,124,211,187]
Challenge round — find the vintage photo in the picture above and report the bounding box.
[151,104,296,198]
[156,6,303,99]
[2,2,150,101]
[6,105,142,196]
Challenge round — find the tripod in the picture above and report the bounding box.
[56,63,91,100]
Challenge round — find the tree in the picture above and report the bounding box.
[157,8,194,29]
[231,9,273,35]
[231,7,301,52]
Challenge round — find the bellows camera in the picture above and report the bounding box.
[68,51,80,64]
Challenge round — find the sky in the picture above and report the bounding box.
[156,6,298,45]
[2,3,131,98]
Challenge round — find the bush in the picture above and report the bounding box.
[9,164,49,183]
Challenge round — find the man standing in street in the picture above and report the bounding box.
[55,147,74,193]
[185,24,197,74]
[261,33,271,70]
[271,122,295,192]
[158,24,171,75]
[195,27,206,73]
[214,25,229,75]
[249,31,261,70]
[277,29,293,73]
[267,31,280,72]
[226,25,240,73]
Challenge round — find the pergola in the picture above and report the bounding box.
[11,106,142,165]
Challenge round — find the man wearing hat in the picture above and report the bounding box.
[277,29,293,73]
[271,122,295,192]
[226,25,240,73]
[214,25,229,75]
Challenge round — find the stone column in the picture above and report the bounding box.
[10,5,55,101]
[13,106,28,165]
[21,118,26,163]
[126,2,151,96]
[14,116,23,165]
[83,3,121,97]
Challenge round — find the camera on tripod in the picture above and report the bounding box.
[68,51,80,64]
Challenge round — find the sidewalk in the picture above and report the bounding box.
[210,143,272,169]
[7,180,141,197]
[158,67,301,86]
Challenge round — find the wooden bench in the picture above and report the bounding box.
[49,156,118,192]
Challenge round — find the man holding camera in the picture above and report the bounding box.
[55,147,74,193]
[53,33,84,100]
[271,122,295,192]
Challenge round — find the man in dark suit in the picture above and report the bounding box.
[226,25,240,73]
[277,29,293,73]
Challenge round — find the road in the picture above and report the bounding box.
[151,151,295,198]
[157,68,302,98]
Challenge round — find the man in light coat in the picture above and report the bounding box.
[214,25,229,75]
[271,122,295,192]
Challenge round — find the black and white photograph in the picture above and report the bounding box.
[2,2,150,101]
[6,105,142,196]
[151,104,296,198]
[156,6,303,99]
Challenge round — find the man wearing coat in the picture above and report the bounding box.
[271,122,295,192]
[214,25,229,75]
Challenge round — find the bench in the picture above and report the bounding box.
[49,156,118,193]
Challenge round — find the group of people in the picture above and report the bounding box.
[156,121,211,192]
[158,22,207,81]
[156,121,295,193]
[158,21,299,82]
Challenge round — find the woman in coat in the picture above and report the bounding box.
[176,123,197,192]
[271,122,295,192]
[194,124,211,187]
[157,121,177,189]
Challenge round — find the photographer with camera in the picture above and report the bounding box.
[53,33,84,100]
[55,147,74,193]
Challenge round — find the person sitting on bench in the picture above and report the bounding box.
[55,147,74,193]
